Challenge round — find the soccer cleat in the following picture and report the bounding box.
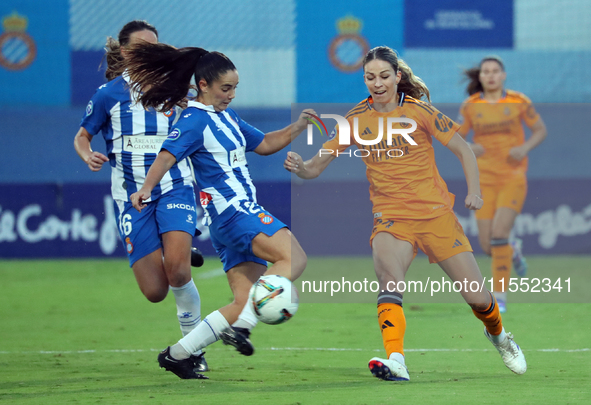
[484,328,527,375]
[190,351,209,372]
[510,238,528,278]
[368,357,410,381]
[497,297,507,314]
[220,327,255,356]
[191,247,205,268]
[157,347,209,379]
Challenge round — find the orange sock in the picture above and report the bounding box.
[472,292,503,335]
[491,239,512,293]
[378,303,406,357]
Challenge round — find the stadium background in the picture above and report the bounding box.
[1,0,590,259]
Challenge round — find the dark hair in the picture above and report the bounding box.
[363,46,431,102]
[463,56,505,95]
[124,42,236,112]
[104,20,158,81]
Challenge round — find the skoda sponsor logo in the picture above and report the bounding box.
[167,203,195,211]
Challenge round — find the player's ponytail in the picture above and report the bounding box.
[363,46,431,102]
[103,20,158,81]
[125,43,209,112]
[463,55,505,95]
[397,59,431,102]
[125,43,236,112]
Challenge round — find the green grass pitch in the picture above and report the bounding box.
[0,256,590,404]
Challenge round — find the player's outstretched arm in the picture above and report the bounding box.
[74,127,108,172]
[445,133,483,210]
[130,150,177,212]
[284,150,335,180]
[254,109,316,156]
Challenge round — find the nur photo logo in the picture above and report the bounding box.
[304,112,418,153]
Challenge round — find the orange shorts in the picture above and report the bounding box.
[369,211,473,264]
[476,176,527,220]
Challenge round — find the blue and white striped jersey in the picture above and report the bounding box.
[162,101,265,225]
[80,72,194,202]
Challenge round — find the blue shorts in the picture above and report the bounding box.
[113,186,199,267]
[210,201,287,272]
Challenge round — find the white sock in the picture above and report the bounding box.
[170,279,202,338]
[489,327,507,344]
[232,300,258,330]
[389,352,405,366]
[177,310,230,356]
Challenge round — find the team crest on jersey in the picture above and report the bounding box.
[167,128,181,140]
[260,215,274,225]
[399,115,411,128]
[163,109,174,117]
[125,237,134,254]
[199,191,212,207]
[86,100,93,116]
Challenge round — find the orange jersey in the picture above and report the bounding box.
[458,90,540,185]
[322,94,461,220]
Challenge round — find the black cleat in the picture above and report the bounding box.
[190,351,209,372]
[157,347,209,379]
[191,247,205,268]
[220,327,255,356]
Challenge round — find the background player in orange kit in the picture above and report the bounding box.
[459,56,547,313]
[285,46,527,382]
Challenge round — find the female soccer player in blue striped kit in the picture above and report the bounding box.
[73,21,208,372]
[125,43,309,379]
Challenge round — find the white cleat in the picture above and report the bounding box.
[368,357,410,381]
[485,328,527,375]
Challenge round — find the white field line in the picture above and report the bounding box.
[0,347,588,355]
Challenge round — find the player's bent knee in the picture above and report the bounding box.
[142,287,168,303]
[165,269,191,288]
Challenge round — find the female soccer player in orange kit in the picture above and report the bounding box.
[285,46,527,381]
[459,56,547,313]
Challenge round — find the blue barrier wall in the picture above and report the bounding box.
[2,178,589,258]
[0,182,291,259]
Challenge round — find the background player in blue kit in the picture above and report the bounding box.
[124,42,311,379]
[73,21,208,372]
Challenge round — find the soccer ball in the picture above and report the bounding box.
[250,275,299,325]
